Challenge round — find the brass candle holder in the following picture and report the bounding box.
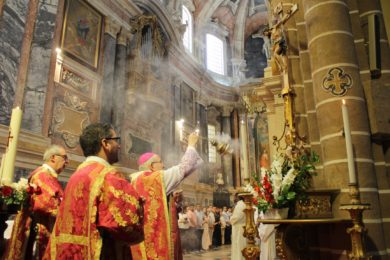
[238,191,260,260]
[339,183,372,260]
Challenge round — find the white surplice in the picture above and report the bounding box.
[230,200,246,260]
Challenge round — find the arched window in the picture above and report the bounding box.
[206,34,225,75]
[182,6,193,52]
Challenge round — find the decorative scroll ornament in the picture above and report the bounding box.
[322,67,352,96]
[53,92,90,148]
[61,68,90,93]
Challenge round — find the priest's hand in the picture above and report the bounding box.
[188,132,199,148]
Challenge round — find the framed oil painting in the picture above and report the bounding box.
[61,0,103,69]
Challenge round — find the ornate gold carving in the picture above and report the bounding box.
[53,92,90,148]
[295,195,333,219]
[322,67,352,96]
[239,192,260,260]
[340,183,372,259]
[61,68,90,93]
[129,15,166,57]
[275,231,288,260]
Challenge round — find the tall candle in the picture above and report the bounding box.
[1,107,23,185]
[341,100,356,184]
[0,154,5,184]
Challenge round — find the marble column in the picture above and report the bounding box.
[13,0,40,108]
[303,0,386,254]
[221,106,234,187]
[100,17,120,124]
[113,28,131,134]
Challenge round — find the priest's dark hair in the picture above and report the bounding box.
[79,123,114,157]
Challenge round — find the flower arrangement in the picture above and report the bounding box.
[0,178,41,207]
[252,149,319,213]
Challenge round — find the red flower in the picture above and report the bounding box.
[1,186,13,197]
[35,186,42,195]
[26,186,34,195]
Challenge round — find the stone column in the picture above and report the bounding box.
[296,0,322,176]
[100,17,120,123]
[221,106,234,187]
[239,113,249,182]
[113,28,131,134]
[355,0,390,254]
[303,0,386,254]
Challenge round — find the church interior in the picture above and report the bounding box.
[0,0,390,258]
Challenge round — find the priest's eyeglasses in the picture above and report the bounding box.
[55,154,68,161]
[105,137,121,143]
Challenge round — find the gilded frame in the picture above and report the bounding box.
[61,0,102,69]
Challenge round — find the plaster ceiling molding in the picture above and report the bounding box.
[245,11,269,39]
[207,106,221,122]
[134,0,182,46]
[222,0,239,15]
[183,0,196,12]
[231,0,249,59]
[196,0,225,27]
[88,0,141,31]
[212,6,235,40]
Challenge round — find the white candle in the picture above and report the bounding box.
[341,100,356,184]
[1,107,23,185]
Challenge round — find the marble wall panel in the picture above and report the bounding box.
[0,0,28,124]
[23,1,59,132]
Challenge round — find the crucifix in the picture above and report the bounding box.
[267,3,299,151]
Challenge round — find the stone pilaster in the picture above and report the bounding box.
[221,106,234,187]
[100,17,120,123]
[239,113,249,181]
[113,28,131,134]
[303,0,386,255]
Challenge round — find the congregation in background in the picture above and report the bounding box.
[178,205,232,253]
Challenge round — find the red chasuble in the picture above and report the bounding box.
[43,161,143,260]
[131,171,173,260]
[3,166,63,260]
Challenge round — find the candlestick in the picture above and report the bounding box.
[341,100,356,184]
[1,107,23,185]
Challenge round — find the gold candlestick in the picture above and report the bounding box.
[239,191,260,260]
[339,184,371,259]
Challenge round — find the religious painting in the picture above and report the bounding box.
[180,83,194,125]
[61,0,103,69]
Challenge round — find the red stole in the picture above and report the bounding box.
[131,171,173,259]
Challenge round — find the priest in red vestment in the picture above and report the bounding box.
[3,144,68,260]
[43,123,144,260]
[130,132,203,260]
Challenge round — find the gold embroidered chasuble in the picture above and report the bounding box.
[131,170,173,260]
[43,160,143,260]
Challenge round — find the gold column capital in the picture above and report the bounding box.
[117,28,132,46]
[104,17,121,38]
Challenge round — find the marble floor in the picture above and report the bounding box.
[183,245,231,260]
